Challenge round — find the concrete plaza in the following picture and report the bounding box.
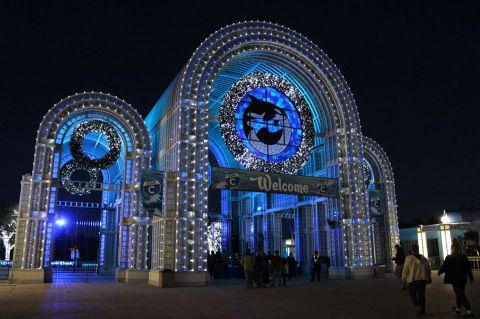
[0,272,478,319]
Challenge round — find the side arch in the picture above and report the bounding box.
[12,92,151,281]
[362,136,399,267]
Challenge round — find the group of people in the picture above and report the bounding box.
[240,249,298,288]
[393,242,475,317]
[239,249,330,289]
[207,250,230,279]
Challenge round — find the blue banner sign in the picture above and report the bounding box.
[141,170,164,216]
[212,167,338,197]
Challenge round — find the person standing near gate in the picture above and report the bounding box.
[270,250,283,287]
[207,250,216,279]
[240,249,255,289]
[286,252,297,280]
[310,251,321,282]
[402,244,432,316]
[392,244,406,289]
[438,243,475,317]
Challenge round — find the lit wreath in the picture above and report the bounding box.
[219,73,314,174]
[363,160,373,187]
[70,120,121,169]
[60,162,99,196]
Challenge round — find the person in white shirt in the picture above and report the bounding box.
[402,244,432,316]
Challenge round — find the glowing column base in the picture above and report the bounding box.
[328,266,375,279]
[9,268,49,284]
[174,271,209,287]
[115,269,148,283]
[148,270,175,288]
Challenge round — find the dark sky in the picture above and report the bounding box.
[1,1,479,223]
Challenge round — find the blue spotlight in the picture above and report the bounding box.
[55,218,66,226]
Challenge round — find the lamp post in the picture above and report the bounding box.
[439,210,452,261]
[416,225,428,259]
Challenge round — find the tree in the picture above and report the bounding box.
[0,202,18,261]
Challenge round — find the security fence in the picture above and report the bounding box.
[50,261,107,282]
[468,256,480,270]
[0,260,13,281]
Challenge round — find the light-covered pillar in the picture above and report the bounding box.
[417,226,429,258]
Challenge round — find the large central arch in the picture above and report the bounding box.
[146,21,374,281]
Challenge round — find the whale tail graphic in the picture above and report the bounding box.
[243,95,287,145]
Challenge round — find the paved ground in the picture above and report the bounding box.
[0,272,479,319]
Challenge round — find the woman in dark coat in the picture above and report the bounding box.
[438,243,475,317]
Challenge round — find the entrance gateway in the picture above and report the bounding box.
[11,22,399,285]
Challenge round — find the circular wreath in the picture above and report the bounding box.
[60,162,99,196]
[219,73,314,174]
[70,120,121,169]
[363,160,373,187]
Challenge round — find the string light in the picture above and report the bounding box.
[219,72,314,174]
[70,120,121,169]
[60,161,99,196]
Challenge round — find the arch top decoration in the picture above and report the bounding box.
[180,21,362,133]
[362,136,396,185]
[37,92,151,153]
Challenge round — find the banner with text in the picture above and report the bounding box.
[212,167,338,197]
[141,170,164,217]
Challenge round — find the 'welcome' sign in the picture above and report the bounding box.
[211,167,338,197]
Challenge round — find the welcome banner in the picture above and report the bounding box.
[212,167,338,197]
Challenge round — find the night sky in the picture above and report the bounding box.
[1,1,479,223]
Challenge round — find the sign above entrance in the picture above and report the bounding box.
[212,167,338,197]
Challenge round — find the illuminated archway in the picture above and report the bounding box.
[362,136,399,268]
[146,21,374,281]
[12,92,151,283]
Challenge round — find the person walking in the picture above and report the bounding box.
[255,251,267,288]
[438,243,475,317]
[281,256,288,286]
[402,244,432,316]
[222,250,229,279]
[286,252,297,280]
[207,250,216,279]
[393,244,406,289]
[240,249,255,289]
[215,250,223,278]
[271,250,283,287]
[310,251,321,282]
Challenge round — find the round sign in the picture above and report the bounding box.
[219,73,314,174]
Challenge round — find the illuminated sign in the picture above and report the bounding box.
[219,73,314,174]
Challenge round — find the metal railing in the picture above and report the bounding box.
[50,261,100,282]
[468,256,480,270]
[0,260,13,281]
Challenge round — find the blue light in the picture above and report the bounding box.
[55,218,66,226]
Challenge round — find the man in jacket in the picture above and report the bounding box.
[286,252,297,280]
[310,251,322,282]
[240,249,255,288]
[402,244,432,316]
[438,243,475,317]
[270,250,283,287]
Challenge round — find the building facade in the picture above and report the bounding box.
[11,22,399,284]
